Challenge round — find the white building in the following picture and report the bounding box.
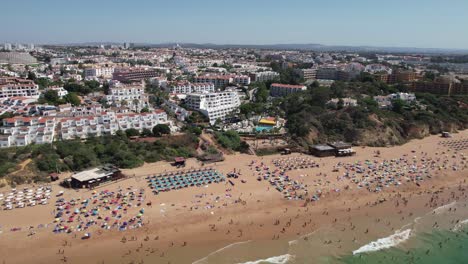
[389,92,416,102]
[45,86,68,98]
[167,82,215,94]
[249,71,280,82]
[0,77,39,100]
[106,82,148,111]
[373,93,416,109]
[0,117,56,148]
[232,75,251,86]
[149,77,167,88]
[327,98,358,108]
[185,89,241,124]
[84,67,114,79]
[60,110,168,140]
[0,109,170,148]
[3,43,12,51]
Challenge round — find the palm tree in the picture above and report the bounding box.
[132,98,140,112]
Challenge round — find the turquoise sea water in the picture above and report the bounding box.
[337,228,468,264]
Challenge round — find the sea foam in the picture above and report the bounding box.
[236,254,294,264]
[352,229,412,255]
[453,219,468,232]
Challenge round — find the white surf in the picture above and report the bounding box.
[236,254,294,264]
[352,229,412,255]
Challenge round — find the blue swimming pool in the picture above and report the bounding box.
[255,125,274,132]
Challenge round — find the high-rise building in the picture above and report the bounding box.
[3,43,12,51]
[185,89,241,124]
[124,42,135,49]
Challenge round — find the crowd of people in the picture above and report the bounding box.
[250,160,309,200]
[334,148,466,193]
[52,187,147,235]
[272,157,319,171]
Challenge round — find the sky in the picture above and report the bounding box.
[1,0,468,49]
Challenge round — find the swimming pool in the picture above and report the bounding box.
[255,125,274,132]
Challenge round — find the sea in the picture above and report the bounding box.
[191,198,468,264]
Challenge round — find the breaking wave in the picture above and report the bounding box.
[352,229,412,255]
[236,254,294,264]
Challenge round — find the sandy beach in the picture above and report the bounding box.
[0,131,467,264]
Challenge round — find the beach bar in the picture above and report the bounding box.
[69,164,123,188]
[310,141,355,157]
[310,145,336,157]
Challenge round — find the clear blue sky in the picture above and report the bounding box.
[2,0,468,49]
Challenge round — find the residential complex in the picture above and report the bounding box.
[249,71,280,82]
[0,117,56,148]
[0,77,39,100]
[113,68,159,82]
[167,82,215,94]
[194,75,233,88]
[194,75,251,88]
[106,82,148,110]
[270,83,307,97]
[0,110,168,148]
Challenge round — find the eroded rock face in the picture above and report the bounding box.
[295,111,464,149]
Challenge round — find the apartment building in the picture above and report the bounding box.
[270,83,307,97]
[167,82,215,94]
[106,82,148,110]
[0,77,39,100]
[410,76,468,96]
[249,71,280,82]
[316,66,338,80]
[388,70,418,84]
[84,67,114,79]
[113,68,159,82]
[0,110,169,146]
[194,75,233,88]
[232,75,251,86]
[185,89,241,124]
[0,117,56,148]
[294,68,317,81]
